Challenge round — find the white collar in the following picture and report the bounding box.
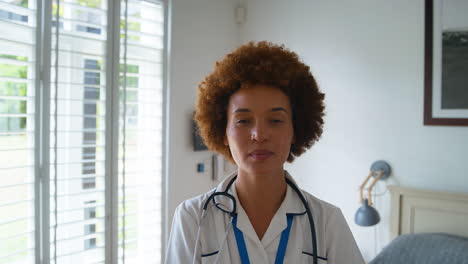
[213,170,306,247]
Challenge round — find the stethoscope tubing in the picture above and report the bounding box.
[198,175,318,264]
[285,177,318,264]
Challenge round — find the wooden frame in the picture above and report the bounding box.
[424,0,468,126]
[388,185,468,240]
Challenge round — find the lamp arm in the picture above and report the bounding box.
[367,170,383,205]
[359,170,375,204]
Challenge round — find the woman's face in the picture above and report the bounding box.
[224,84,294,175]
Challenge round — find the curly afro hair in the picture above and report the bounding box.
[195,41,325,163]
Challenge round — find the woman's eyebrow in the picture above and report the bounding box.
[271,107,288,113]
[233,107,288,113]
[233,108,250,113]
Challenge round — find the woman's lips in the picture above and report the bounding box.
[249,150,273,161]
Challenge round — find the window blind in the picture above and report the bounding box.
[0,0,165,263]
[118,0,163,263]
[48,0,165,263]
[0,0,37,262]
[49,0,108,262]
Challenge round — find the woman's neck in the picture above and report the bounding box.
[235,169,287,204]
[234,169,287,240]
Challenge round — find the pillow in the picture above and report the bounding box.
[370,233,468,264]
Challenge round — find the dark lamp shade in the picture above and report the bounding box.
[355,199,380,226]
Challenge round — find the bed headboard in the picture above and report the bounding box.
[388,185,468,239]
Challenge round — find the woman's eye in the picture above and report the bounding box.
[236,119,249,124]
[271,119,284,123]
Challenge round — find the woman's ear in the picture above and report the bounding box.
[223,136,228,146]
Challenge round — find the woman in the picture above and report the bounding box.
[165,42,364,264]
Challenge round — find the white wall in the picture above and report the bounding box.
[166,0,468,261]
[240,0,468,261]
[166,0,239,240]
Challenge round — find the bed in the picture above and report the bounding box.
[369,185,468,264]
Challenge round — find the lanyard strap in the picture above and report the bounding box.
[232,214,294,264]
[232,215,250,264]
[275,214,293,264]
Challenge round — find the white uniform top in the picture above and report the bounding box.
[165,171,365,264]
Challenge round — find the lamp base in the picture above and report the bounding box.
[370,160,391,180]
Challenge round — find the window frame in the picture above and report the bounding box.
[26,0,169,263]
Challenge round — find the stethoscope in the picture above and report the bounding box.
[192,174,320,264]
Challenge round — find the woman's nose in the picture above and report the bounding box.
[251,123,268,142]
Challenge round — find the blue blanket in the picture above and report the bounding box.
[370,233,468,264]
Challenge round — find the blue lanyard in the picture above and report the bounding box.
[232,214,294,264]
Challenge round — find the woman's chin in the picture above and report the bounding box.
[241,163,283,176]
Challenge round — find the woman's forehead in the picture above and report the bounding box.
[227,85,291,113]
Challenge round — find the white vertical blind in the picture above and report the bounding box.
[0,0,37,263]
[118,0,164,263]
[0,0,165,262]
[49,0,108,262]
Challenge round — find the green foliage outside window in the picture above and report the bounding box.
[0,82,27,96]
[0,54,27,61]
[122,34,140,41]
[0,117,27,132]
[120,64,139,74]
[0,97,27,131]
[120,21,141,41]
[7,0,28,8]
[119,90,137,102]
[128,21,140,32]
[0,64,28,79]
[119,76,139,88]
[52,4,64,17]
[0,55,28,131]
[77,0,101,8]
[0,100,26,114]
[120,21,141,32]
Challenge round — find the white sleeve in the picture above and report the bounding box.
[164,204,201,264]
[326,208,365,264]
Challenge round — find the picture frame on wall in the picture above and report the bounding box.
[424,0,468,126]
